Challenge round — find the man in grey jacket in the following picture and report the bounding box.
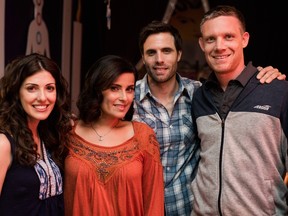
[191,5,288,215]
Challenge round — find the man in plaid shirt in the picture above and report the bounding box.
[133,21,201,215]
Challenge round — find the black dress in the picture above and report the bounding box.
[0,132,64,216]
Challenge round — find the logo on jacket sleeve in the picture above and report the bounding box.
[253,105,271,111]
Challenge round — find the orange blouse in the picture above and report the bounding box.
[64,121,164,216]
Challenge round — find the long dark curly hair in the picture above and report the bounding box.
[0,53,72,169]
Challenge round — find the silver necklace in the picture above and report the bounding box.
[91,121,119,141]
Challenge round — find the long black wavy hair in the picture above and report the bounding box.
[0,53,72,169]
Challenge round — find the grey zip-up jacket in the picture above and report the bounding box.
[191,64,288,215]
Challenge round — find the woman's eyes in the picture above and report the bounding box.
[110,86,134,92]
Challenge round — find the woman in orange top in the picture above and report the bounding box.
[64,55,164,216]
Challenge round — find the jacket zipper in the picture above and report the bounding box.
[218,117,225,216]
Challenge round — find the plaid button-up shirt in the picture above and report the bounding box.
[133,74,201,215]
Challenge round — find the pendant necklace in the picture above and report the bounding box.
[91,120,119,141]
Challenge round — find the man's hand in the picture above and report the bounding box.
[257,66,286,83]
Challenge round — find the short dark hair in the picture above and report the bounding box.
[138,20,182,54]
